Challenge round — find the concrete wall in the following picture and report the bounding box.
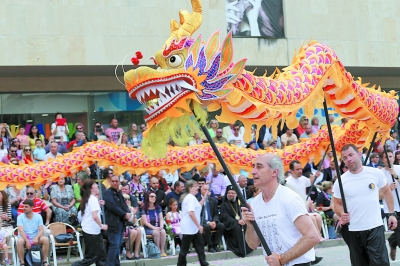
[0,0,399,68]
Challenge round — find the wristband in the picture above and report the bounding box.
[278,254,283,265]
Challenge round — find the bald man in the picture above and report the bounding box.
[242,154,321,266]
[146,177,167,210]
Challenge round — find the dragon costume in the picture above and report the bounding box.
[0,0,397,189]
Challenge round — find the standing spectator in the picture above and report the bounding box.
[238,175,252,200]
[77,179,107,265]
[105,118,124,144]
[0,124,12,150]
[367,153,381,168]
[140,124,147,132]
[212,128,228,144]
[43,141,62,162]
[16,126,29,146]
[386,130,399,151]
[89,122,106,141]
[117,133,129,147]
[11,138,23,159]
[296,116,309,137]
[70,123,85,141]
[0,139,8,162]
[74,132,88,147]
[50,176,77,223]
[104,175,132,266]
[206,164,226,203]
[227,124,245,148]
[242,154,320,266]
[16,200,50,266]
[0,191,13,229]
[21,146,33,164]
[33,139,46,163]
[126,123,142,148]
[1,146,18,165]
[311,117,320,134]
[28,124,45,151]
[7,185,26,222]
[17,186,52,226]
[281,129,299,147]
[286,160,315,200]
[177,180,208,266]
[198,184,225,253]
[207,120,219,138]
[299,124,313,138]
[394,150,400,165]
[51,112,69,142]
[222,123,244,140]
[129,173,147,208]
[74,171,88,209]
[147,177,167,210]
[166,181,185,210]
[141,191,167,257]
[333,144,396,265]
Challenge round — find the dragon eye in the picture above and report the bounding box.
[167,55,183,68]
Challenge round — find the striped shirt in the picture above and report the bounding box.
[17,198,48,215]
[0,203,13,227]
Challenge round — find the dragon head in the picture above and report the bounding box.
[124,0,246,157]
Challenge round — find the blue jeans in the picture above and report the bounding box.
[107,224,124,266]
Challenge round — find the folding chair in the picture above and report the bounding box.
[0,228,17,266]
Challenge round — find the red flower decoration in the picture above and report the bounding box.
[166,219,171,225]
[131,57,140,65]
[136,51,143,59]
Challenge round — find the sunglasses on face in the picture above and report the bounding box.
[149,195,156,198]
[25,149,31,152]
[77,127,82,130]
[10,150,17,153]
[234,128,240,131]
[26,192,35,195]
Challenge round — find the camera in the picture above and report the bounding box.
[54,136,61,142]
[95,125,102,133]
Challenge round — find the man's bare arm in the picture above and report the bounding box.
[332,197,344,217]
[244,222,261,249]
[382,183,395,213]
[280,215,320,265]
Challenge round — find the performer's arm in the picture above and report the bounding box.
[241,205,261,249]
[332,197,344,217]
[279,215,320,265]
[382,183,395,213]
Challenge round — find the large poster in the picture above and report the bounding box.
[226,0,284,37]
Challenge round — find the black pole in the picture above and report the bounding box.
[96,162,106,223]
[363,132,378,166]
[322,100,348,214]
[192,111,272,256]
[383,146,400,207]
[306,145,331,201]
[238,199,246,257]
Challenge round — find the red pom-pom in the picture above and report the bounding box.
[131,57,140,65]
[136,51,143,59]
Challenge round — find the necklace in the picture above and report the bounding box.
[229,201,240,220]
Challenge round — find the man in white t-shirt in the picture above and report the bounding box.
[333,144,397,266]
[286,160,314,201]
[227,124,245,148]
[242,154,320,266]
[380,149,400,261]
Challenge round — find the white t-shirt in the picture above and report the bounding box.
[286,176,311,200]
[51,123,68,141]
[333,166,387,231]
[227,134,245,148]
[381,165,400,213]
[81,195,102,235]
[180,194,201,235]
[0,149,7,161]
[251,185,315,266]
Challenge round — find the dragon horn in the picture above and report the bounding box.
[164,0,203,47]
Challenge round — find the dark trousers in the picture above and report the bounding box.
[347,225,389,266]
[203,222,225,247]
[177,232,208,266]
[387,214,400,249]
[107,224,124,266]
[80,231,107,266]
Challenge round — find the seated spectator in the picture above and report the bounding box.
[0,124,12,150]
[118,133,129,147]
[208,120,219,138]
[166,198,182,239]
[198,184,225,253]
[129,173,147,208]
[89,122,106,141]
[75,131,88,147]
[281,129,298,147]
[18,186,52,226]
[0,191,13,229]
[206,164,226,202]
[311,117,320,134]
[1,145,18,164]
[16,126,29,146]
[44,141,63,161]
[44,135,67,154]
[7,185,26,222]
[212,129,228,144]
[141,191,167,257]
[51,112,69,142]
[299,124,313,138]
[266,138,277,149]
[0,139,8,162]
[237,175,252,200]
[0,217,10,265]
[178,167,196,183]
[70,123,85,141]
[246,140,258,151]
[11,138,23,158]
[33,139,46,163]
[166,181,185,210]
[16,199,50,266]
[121,182,142,260]
[28,124,45,151]
[196,177,215,198]
[155,171,170,193]
[246,186,260,204]
[147,177,167,210]
[189,133,204,146]
[50,176,77,224]
[315,181,339,225]
[66,141,78,152]
[36,179,52,203]
[140,124,147,132]
[161,169,177,187]
[21,145,33,164]
[127,123,142,148]
[227,124,245,148]
[296,116,309,137]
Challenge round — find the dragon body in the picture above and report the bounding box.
[0,0,397,189]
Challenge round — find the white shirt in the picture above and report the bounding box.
[227,134,245,148]
[251,185,315,266]
[51,123,68,141]
[81,195,102,234]
[381,165,400,213]
[333,166,387,231]
[180,194,201,235]
[286,175,311,200]
[43,152,62,162]
[0,149,7,161]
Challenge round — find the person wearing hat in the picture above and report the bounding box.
[246,140,258,151]
[266,139,277,149]
[386,130,399,152]
[220,185,253,257]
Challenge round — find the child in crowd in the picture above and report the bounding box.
[33,139,46,163]
[166,198,182,239]
[0,218,10,265]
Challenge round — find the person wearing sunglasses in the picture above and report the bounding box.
[70,123,85,141]
[227,124,245,148]
[296,116,309,138]
[17,186,52,227]
[21,146,33,164]
[0,145,18,165]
